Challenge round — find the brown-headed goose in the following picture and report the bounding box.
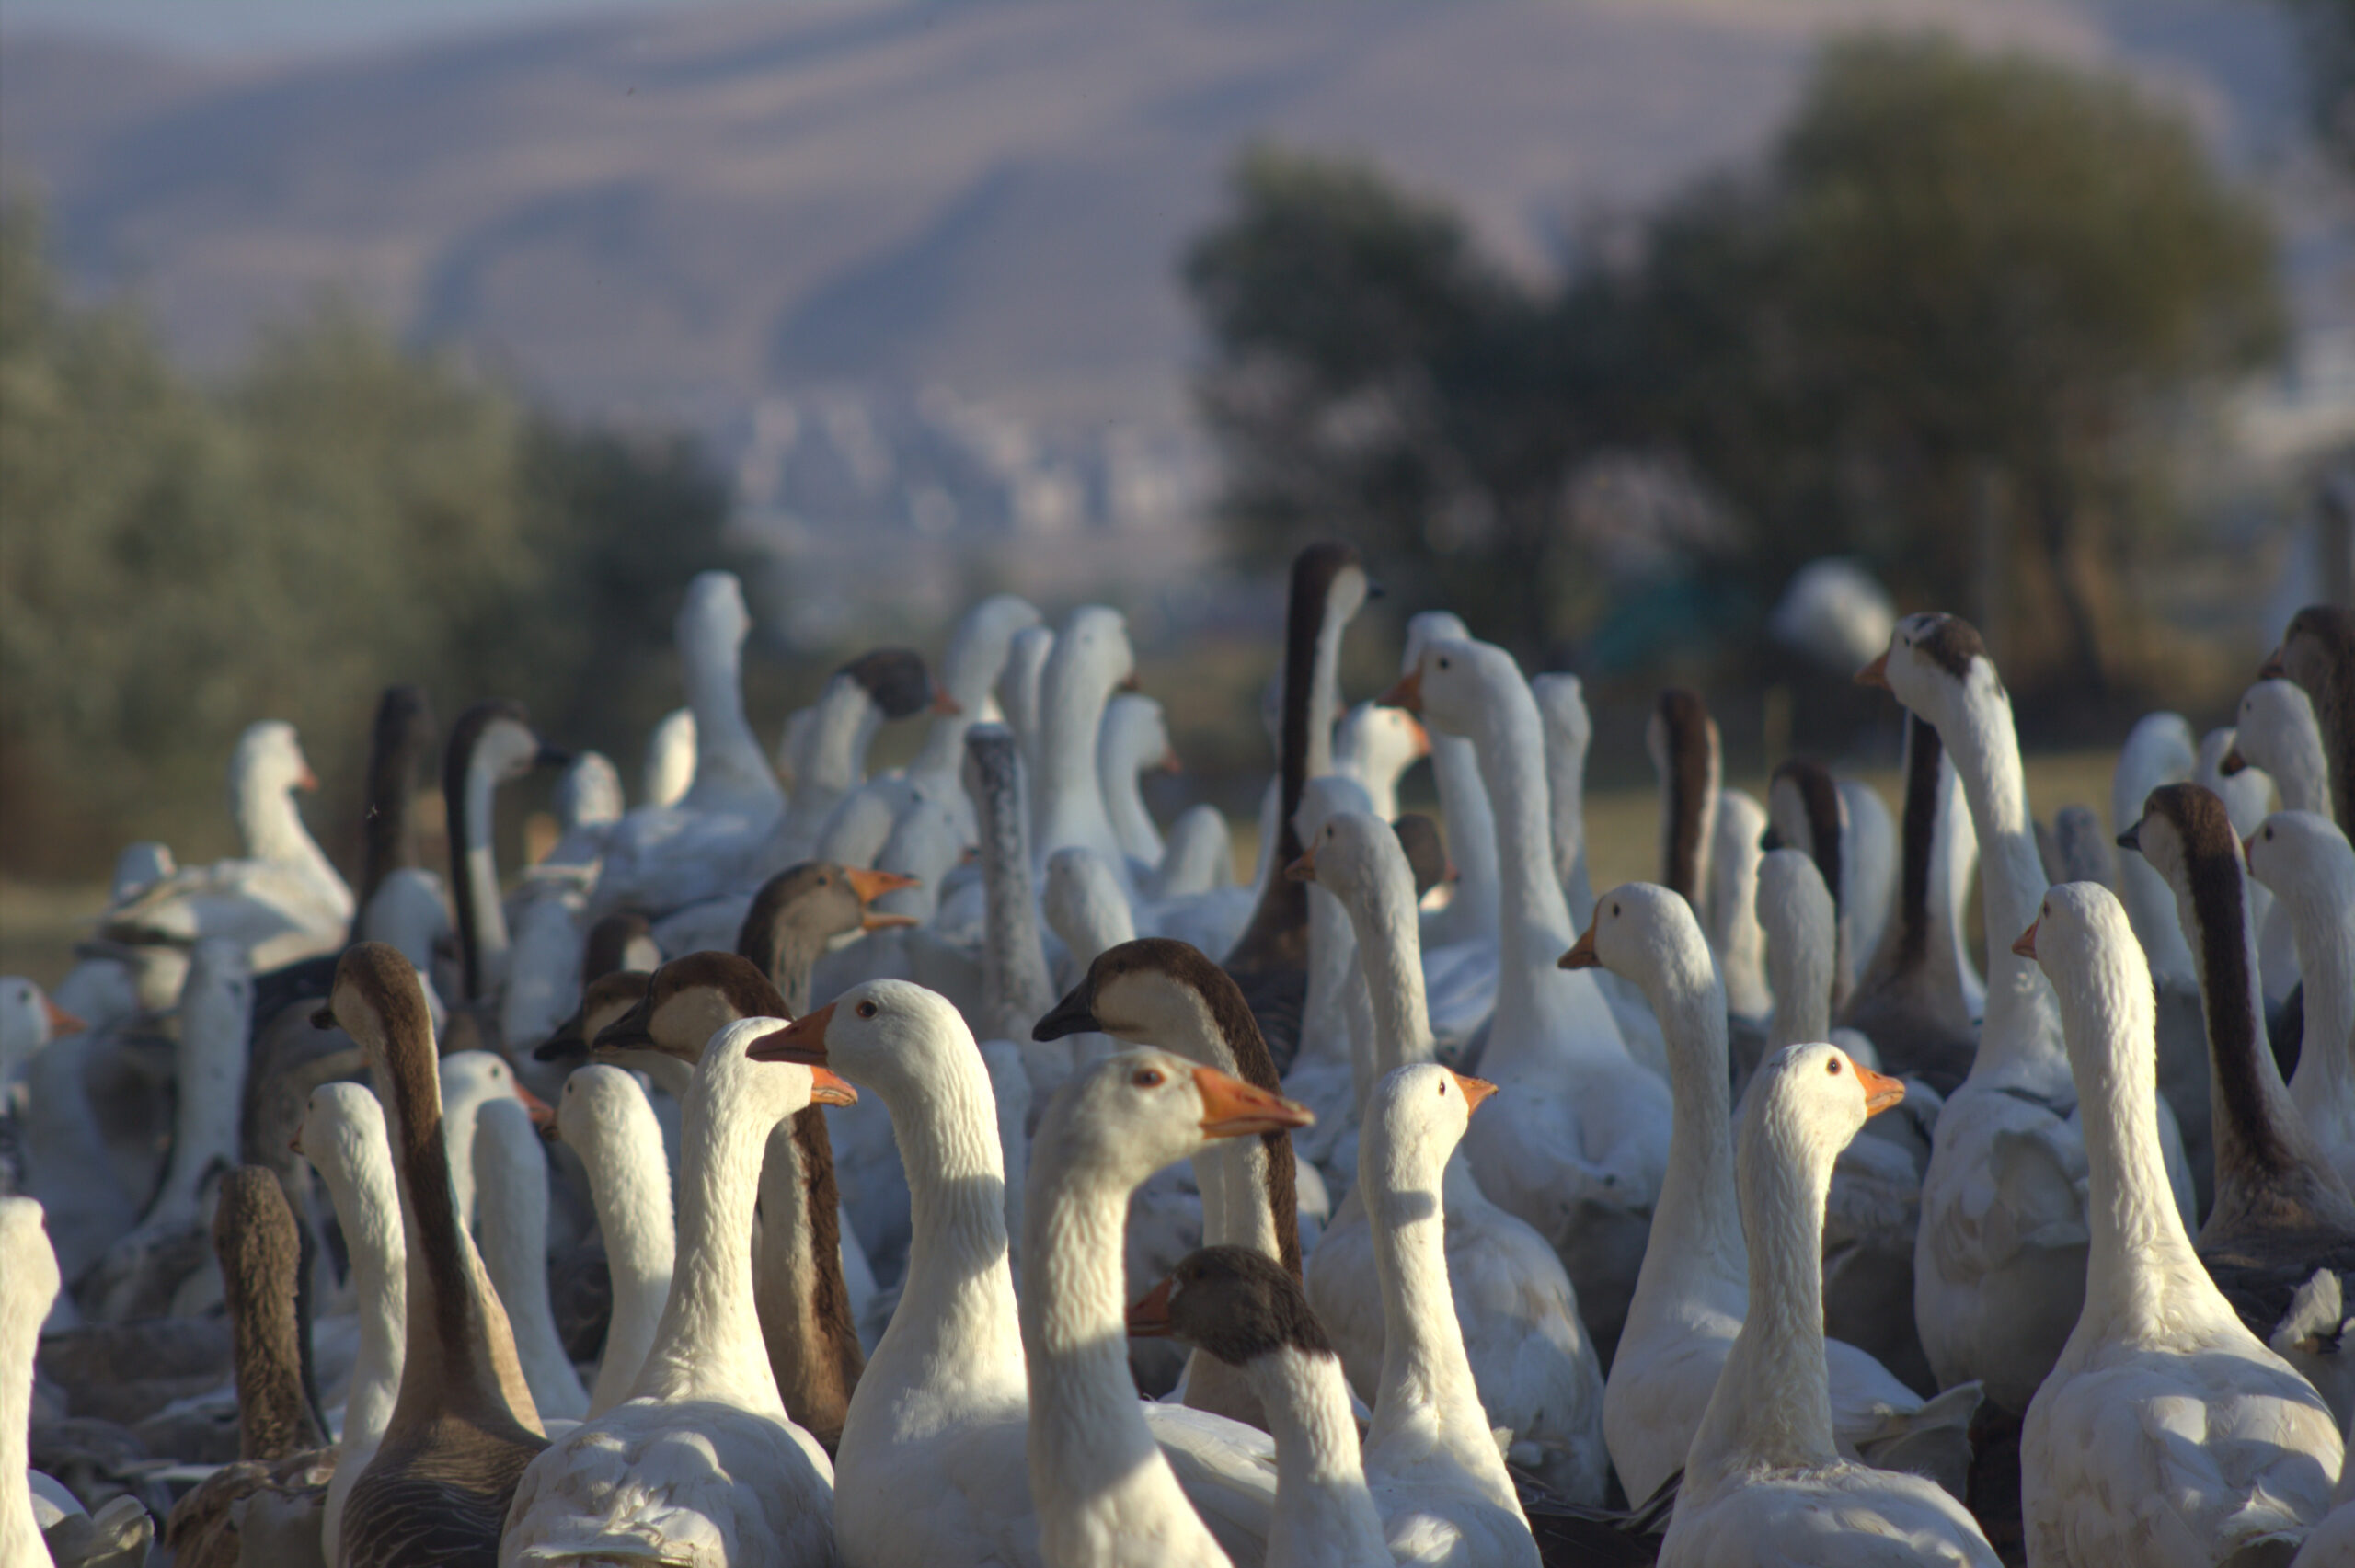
[2265,605,2355,830]
[2122,783,2355,1427]
[1034,936,1303,1429]
[163,1165,333,1568]
[2016,884,2343,1566]
[1019,1048,1311,1568]
[315,943,546,1567]
[591,948,867,1452]
[1223,543,1377,1071]
[1650,690,1721,925]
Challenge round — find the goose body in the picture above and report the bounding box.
[500,1019,843,1566]
[2018,883,2342,1567]
[1660,1044,1996,1568]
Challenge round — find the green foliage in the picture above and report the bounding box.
[0,205,731,876]
[1185,34,2288,693]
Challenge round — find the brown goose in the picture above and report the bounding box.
[1648,689,1721,918]
[1838,714,1981,1096]
[1033,935,1302,1430]
[162,1165,333,1568]
[2121,783,2355,1427]
[592,944,868,1453]
[314,943,545,1568]
[1222,542,1377,1073]
[354,684,439,925]
[2263,605,2355,830]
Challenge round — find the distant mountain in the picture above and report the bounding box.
[0,0,2310,439]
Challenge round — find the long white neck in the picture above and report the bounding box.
[1763,898,1833,1053]
[971,731,1057,1043]
[1464,668,1626,1073]
[1101,740,1165,867]
[1340,855,1435,1086]
[2280,850,2355,1116]
[1427,735,1501,944]
[315,1121,407,1460]
[633,1068,788,1411]
[1624,925,1746,1322]
[2260,720,2332,818]
[1295,877,1361,1083]
[856,1036,1027,1430]
[0,1219,54,1563]
[579,1096,676,1417]
[1034,645,1125,879]
[1932,750,1988,1019]
[2058,941,2211,1344]
[240,772,337,890]
[1535,678,1597,929]
[2113,723,2199,987]
[1022,1135,1220,1560]
[475,1103,587,1420]
[1685,1104,1838,1482]
[151,981,248,1229]
[1712,795,1773,1022]
[462,750,511,992]
[1243,1346,1391,1568]
[681,623,779,807]
[1936,670,2065,1082]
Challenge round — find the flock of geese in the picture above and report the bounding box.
[3,544,2351,1568]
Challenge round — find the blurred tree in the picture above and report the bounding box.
[0,204,731,876]
[2272,0,2355,173]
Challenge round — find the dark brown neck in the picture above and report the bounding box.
[1891,714,1941,972]
[357,684,432,916]
[757,1107,865,1451]
[216,1167,325,1461]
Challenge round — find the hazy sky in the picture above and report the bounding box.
[0,0,726,56]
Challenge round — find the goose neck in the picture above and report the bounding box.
[237,774,316,867]
[1936,675,2062,1079]
[2059,950,2206,1337]
[636,1071,787,1410]
[155,996,249,1225]
[578,1104,673,1417]
[0,1247,50,1505]
[315,1135,408,1455]
[1687,1115,1838,1479]
[751,1109,862,1434]
[803,681,879,800]
[2282,873,2355,1106]
[1636,939,1746,1295]
[1764,921,1832,1051]
[1342,864,1436,1085]
[1300,882,1361,1071]
[456,748,511,999]
[1465,674,1584,1036]
[1430,736,1501,940]
[1034,655,1117,862]
[1543,706,1596,928]
[475,1104,582,1417]
[1021,1142,1170,1516]
[865,1051,1026,1414]
[971,732,1056,1039]
[1245,1346,1388,1558]
[1366,1148,1478,1427]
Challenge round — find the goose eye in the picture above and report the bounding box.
[1132,1067,1166,1088]
[1826,1058,1842,1076]
[1437,657,1451,670]
[1438,1081,1449,1096]
[856,1000,879,1020]
[1611,902,1620,917]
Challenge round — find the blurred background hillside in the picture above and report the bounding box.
[1,0,2348,898]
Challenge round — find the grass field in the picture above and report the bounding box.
[0,750,2127,994]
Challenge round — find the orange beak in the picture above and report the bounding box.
[515,1082,557,1133]
[1283,845,1318,884]
[1118,670,1143,693]
[1379,668,1424,715]
[845,867,920,905]
[1855,1059,1906,1117]
[1158,749,1183,775]
[929,689,963,717]
[1451,1072,1499,1114]
[1192,1065,1315,1137]
[296,766,321,791]
[2219,744,2248,778]
[808,1065,859,1106]
[2259,647,2287,680]
[750,1001,833,1065]
[1406,715,1431,758]
[42,997,87,1036]
[2011,919,2040,960]
[1127,1276,1178,1337]
[1557,918,1602,970]
[1854,650,1890,690]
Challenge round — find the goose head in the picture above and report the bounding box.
[701,1016,858,1127]
[1756,849,1838,1025]
[292,1080,385,1174]
[2011,880,2147,1073]
[1335,701,1430,786]
[749,977,971,1102]
[1127,1244,1332,1366]
[2223,680,2318,779]
[447,700,569,794]
[741,862,922,960]
[1743,1040,1905,1175]
[2115,782,2248,949]
[940,593,1043,714]
[234,720,318,801]
[1287,809,1415,919]
[315,942,434,1074]
[844,647,958,723]
[1559,881,1715,1012]
[676,570,753,667]
[1361,1060,1495,1185]
[2244,810,2354,903]
[1041,1047,1312,1185]
[554,1062,658,1154]
[1380,633,1506,742]
[1855,611,1993,726]
[1032,937,1261,1069]
[534,969,650,1067]
[1100,692,1177,776]
[555,752,624,834]
[0,978,85,1080]
[592,951,786,1068]
[2261,604,2354,696]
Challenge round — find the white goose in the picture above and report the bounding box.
[4,1196,60,1566]
[1102,692,1178,880]
[1335,701,1430,826]
[1709,790,1774,1025]
[2247,811,2355,1199]
[1031,607,1141,887]
[501,1017,845,1565]
[1659,1044,1997,1568]
[294,1082,407,1568]
[641,707,698,810]
[755,980,1291,1568]
[1862,612,2193,1414]
[904,592,1042,847]
[475,1097,590,1423]
[1020,1046,1312,1568]
[1294,810,1610,1505]
[100,720,351,968]
[1386,634,1668,1365]
[2228,678,2333,819]
[1569,882,1977,1507]
[2016,883,2342,1566]
[556,1065,677,1418]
